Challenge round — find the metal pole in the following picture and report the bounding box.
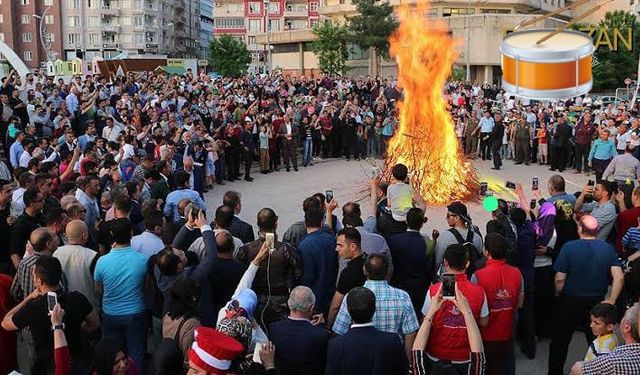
[465,0,471,81]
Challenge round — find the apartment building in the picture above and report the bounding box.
[254,0,571,80]
[61,0,199,60]
[213,0,320,72]
[200,0,215,59]
[0,0,64,69]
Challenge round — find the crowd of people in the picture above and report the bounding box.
[0,67,638,375]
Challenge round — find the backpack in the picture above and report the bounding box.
[448,227,484,278]
[150,318,188,373]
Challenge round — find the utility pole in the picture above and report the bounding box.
[263,0,271,73]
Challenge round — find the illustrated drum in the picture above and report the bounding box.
[500,29,595,99]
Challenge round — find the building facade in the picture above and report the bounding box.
[253,0,636,82]
[60,0,199,61]
[199,0,215,59]
[0,0,64,69]
[213,0,319,73]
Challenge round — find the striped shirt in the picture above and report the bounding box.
[332,280,419,337]
[10,253,67,302]
[622,227,640,253]
[412,350,485,375]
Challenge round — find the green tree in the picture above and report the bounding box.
[347,0,398,74]
[591,11,639,90]
[208,35,251,77]
[312,21,350,75]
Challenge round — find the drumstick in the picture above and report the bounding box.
[536,0,614,45]
[516,0,591,29]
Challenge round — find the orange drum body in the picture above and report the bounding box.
[500,29,595,99]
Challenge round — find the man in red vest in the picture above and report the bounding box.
[420,244,489,369]
[473,233,524,375]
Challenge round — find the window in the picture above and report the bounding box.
[88,16,100,26]
[20,0,29,5]
[248,19,261,32]
[88,33,99,43]
[134,16,143,26]
[44,0,53,5]
[268,2,278,13]
[23,51,33,61]
[481,8,510,13]
[134,0,143,9]
[47,33,55,42]
[87,0,97,8]
[425,8,437,18]
[21,15,30,24]
[213,17,244,28]
[68,0,79,8]
[22,33,33,43]
[45,15,54,24]
[121,16,131,25]
[68,33,80,45]
[268,19,279,31]
[309,19,319,28]
[134,33,144,44]
[310,2,318,11]
[248,1,261,14]
[442,7,475,16]
[67,16,81,27]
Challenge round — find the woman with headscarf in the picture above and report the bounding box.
[162,276,202,368]
[91,337,138,375]
[516,185,559,343]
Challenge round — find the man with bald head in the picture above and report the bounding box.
[54,220,100,309]
[10,228,58,302]
[548,215,625,375]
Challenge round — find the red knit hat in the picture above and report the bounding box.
[188,327,244,374]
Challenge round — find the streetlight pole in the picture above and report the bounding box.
[465,0,471,81]
[263,0,271,73]
[33,5,54,64]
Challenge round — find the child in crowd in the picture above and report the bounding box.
[386,163,425,223]
[584,303,619,362]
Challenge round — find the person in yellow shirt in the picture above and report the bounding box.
[584,303,619,361]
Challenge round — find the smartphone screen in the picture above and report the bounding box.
[506,181,516,189]
[265,232,274,249]
[532,178,539,190]
[480,182,488,196]
[325,190,334,203]
[47,292,57,312]
[442,274,455,299]
[530,199,537,210]
[587,179,595,186]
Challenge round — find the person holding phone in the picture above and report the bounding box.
[2,256,99,375]
[419,244,489,368]
[412,284,485,375]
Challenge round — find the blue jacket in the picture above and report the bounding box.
[326,325,408,375]
[296,230,337,314]
[269,318,329,375]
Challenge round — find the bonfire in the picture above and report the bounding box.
[385,1,478,205]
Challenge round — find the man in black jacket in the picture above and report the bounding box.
[224,190,255,244]
[325,287,408,375]
[550,116,572,172]
[491,113,505,170]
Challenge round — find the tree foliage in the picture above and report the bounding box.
[592,11,639,90]
[312,21,350,75]
[347,0,398,58]
[208,35,251,77]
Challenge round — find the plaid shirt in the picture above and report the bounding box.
[10,252,67,302]
[582,343,640,375]
[332,280,419,336]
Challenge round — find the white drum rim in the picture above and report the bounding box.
[500,29,595,63]
[501,80,592,100]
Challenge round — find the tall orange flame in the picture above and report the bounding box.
[386,2,477,205]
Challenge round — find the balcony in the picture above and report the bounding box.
[101,2,120,15]
[101,24,121,32]
[284,5,308,16]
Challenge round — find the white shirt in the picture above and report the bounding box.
[18,150,31,168]
[54,244,100,309]
[131,231,165,258]
[11,187,26,217]
[115,143,136,162]
[617,131,631,151]
[102,124,123,142]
